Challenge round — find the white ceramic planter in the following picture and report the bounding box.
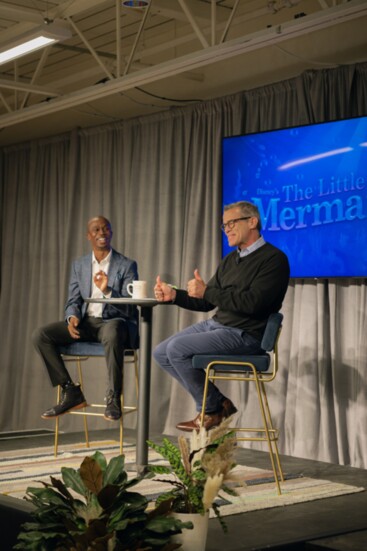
[171,511,209,551]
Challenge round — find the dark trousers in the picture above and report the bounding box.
[32,316,129,393]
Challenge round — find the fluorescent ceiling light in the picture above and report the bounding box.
[0,21,72,66]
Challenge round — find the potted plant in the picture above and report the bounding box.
[147,417,240,550]
[15,451,192,551]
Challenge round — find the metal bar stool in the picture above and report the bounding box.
[193,312,284,494]
[54,342,138,457]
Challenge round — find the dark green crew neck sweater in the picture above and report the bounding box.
[175,243,290,341]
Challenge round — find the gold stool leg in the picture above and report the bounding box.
[77,358,89,448]
[260,381,284,483]
[254,376,282,495]
[200,367,211,428]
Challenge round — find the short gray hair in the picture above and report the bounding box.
[224,201,262,231]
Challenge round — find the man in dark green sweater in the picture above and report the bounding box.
[153,201,290,432]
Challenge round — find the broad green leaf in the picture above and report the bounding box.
[103,454,126,486]
[90,450,108,472]
[61,466,87,496]
[25,487,69,507]
[109,517,130,531]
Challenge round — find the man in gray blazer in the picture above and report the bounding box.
[33,215,139,421]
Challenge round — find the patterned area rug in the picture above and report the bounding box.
[0,440,364,518]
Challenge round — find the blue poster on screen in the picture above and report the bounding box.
[222,116,367,278]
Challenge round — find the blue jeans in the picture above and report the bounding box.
[153,319,262,413]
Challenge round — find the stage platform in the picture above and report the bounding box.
[1,428,366,551]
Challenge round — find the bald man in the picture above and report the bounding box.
[33,216,139,421]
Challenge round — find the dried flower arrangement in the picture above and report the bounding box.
[148,417,241,531]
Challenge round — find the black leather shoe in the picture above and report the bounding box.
[104,390,122,421]
[41,384,87,419]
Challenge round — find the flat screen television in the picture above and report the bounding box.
[222,115,367,278]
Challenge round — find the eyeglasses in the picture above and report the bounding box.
[220,216,251,232]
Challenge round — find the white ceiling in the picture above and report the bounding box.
[0,0,366,146]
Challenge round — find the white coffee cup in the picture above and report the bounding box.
[127,280,148,299]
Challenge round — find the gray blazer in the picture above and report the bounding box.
[64,248,139,348]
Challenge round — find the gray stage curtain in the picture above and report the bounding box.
[0,62,366,468]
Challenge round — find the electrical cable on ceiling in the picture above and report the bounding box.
[94,79,203,105]
[135,86,203,103]
[274,44,340,67]
[119,90,166,108]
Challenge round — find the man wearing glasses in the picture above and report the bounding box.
[153,200,289,432]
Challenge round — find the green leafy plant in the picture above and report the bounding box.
[147,417,241,532]
[15,451,192,551]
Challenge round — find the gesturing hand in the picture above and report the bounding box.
[187,269,206,299]
[154,275,176,302]
[94,270,108,294]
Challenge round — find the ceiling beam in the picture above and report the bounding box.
[0,91,12,112]
[0,0,365,129]
[0,0,110,43]
[177,0,209,48]
[66,16,114,80]
[21,47,51,109]
[124,1,152,75]
[0,2,44,24]
[220,0,241,44]
[150,0,212,25]
[0,78,59,96]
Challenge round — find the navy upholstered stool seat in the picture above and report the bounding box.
[192,353,270,372]
[58,342,106,356]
